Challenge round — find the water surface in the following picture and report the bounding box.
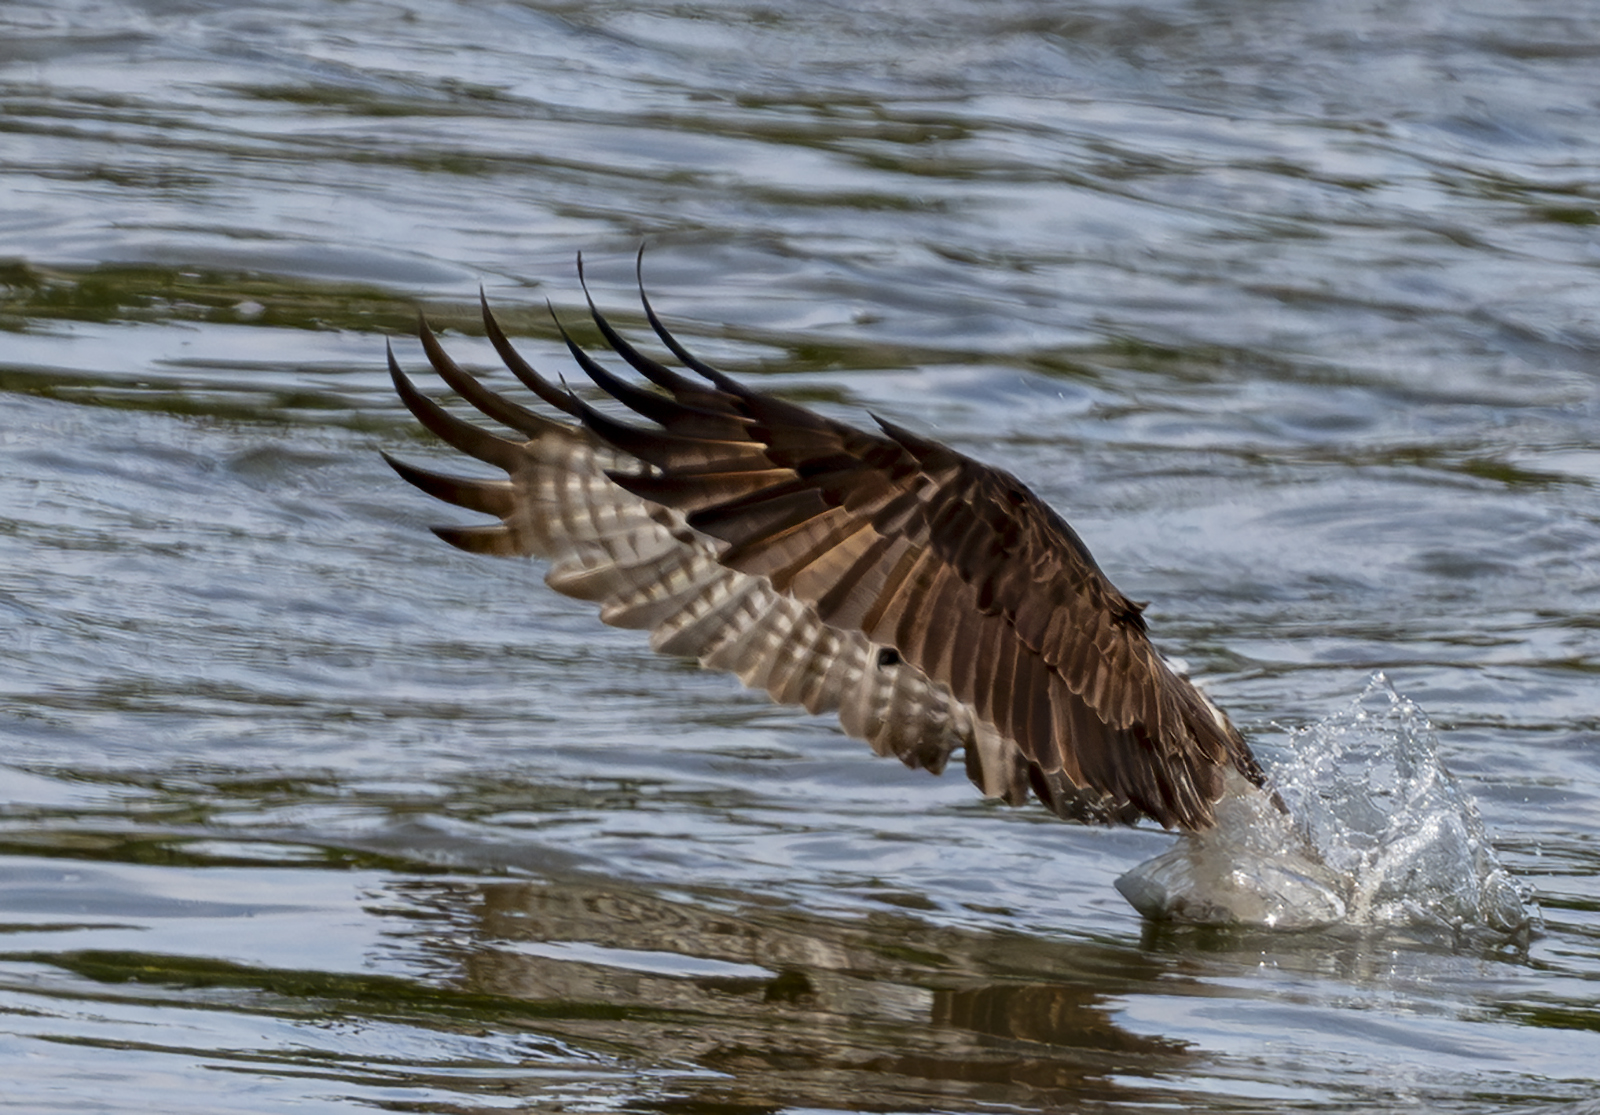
[3,1,1599,1111]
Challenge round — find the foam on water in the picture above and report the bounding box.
[1116,675,1536,935]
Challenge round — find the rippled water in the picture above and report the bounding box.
[3,1,1600,1111]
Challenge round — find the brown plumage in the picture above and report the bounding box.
[384,258,1266,830]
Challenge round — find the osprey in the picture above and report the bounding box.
[384,259,1266,831]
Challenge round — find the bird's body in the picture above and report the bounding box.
[385,261,1265,833]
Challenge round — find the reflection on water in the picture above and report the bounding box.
[452,878,1190,1110]
[0,839,1577,1113]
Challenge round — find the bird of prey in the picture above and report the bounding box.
[383,259,1267,833]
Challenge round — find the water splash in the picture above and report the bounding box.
[1116,675,1536,935]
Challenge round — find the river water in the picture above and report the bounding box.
[2,1,1599,1111]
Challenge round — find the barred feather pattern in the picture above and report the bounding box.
[384,269,1265,829]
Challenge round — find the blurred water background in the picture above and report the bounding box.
[2,1,1599,1111]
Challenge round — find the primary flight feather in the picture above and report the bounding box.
[384,258,1266,831]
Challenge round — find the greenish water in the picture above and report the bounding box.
[3,2,1600,1111]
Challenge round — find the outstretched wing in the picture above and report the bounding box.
[384,265,1264,829]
